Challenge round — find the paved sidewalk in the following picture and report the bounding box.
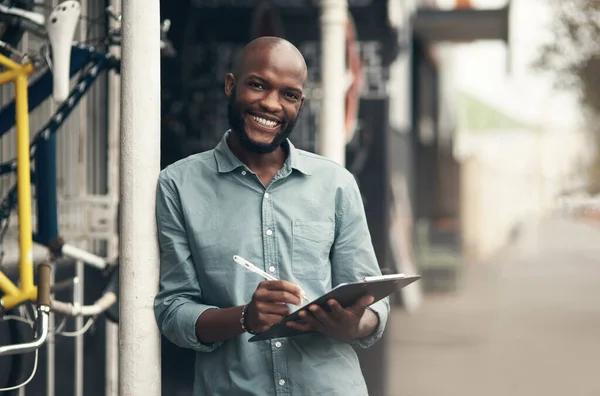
[386,217,600,396]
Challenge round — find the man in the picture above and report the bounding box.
[154,36,389,396]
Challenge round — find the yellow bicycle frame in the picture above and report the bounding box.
[0,53,37,311]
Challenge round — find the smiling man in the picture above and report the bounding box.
[154,37,389,396]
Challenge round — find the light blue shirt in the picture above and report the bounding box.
[154,131,390,396]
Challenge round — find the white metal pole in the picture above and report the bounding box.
[105,0,122,394]
[105,320,119,396]
[318,0,348,166]
[45,265,55,396]
[74,1,89,393]
[119,1,162,395]
[74,261,84,396]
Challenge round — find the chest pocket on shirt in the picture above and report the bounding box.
[291,220,334,280]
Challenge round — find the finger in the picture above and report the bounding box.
[348,295,375,315]
[353,295,375,309]
[256,289,302,306]
[298,309,323,331]
[254,301,291,316]
[308,304,336,328]
[259,280,305,300]
[327,299,347,321]
[254,313,287,331]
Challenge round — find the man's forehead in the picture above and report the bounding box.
[237,45,306,85]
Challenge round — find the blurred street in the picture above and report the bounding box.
[387,217,600,396]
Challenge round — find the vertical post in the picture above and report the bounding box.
[106,0,122,395]
[119,1,162,396]
[33,114,58,396]
[74,261,84,396]
[46,265,56,396]
[318,0,347,166]
[74,1,88,394]
[105,319,119,396]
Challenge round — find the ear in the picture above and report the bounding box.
[225,73,236,97]
[296,97,306,118]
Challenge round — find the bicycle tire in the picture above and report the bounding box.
[0,0,35,56]
[0,319,13,389]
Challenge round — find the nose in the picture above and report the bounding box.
[259,90,282,113]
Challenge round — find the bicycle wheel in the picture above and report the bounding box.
[0,0,35,55]
[0,319,13,389]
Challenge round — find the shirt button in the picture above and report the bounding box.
[269,266,276,273]
[241,170,247,175]
[264,192,270,199]
[275,341,282,348]
[266,229,273,236]
[279,379,285,386]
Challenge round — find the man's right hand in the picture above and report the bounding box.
[245,280,304,333]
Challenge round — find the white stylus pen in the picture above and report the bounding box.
[233,255,311,304]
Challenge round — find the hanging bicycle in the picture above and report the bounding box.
[0,1,174,391]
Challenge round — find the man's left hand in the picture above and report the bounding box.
[286,295,376,342]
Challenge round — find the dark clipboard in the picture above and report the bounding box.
[248,274,421,342]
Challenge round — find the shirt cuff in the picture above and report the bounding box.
[352,298,389,349]
[177,303,223,353]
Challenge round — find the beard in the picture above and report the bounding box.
[227,87,298,154]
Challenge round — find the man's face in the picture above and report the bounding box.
[225,48,305,154]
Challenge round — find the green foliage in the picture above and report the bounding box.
[535,0,600,192]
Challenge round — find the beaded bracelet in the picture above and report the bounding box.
[240,304,258,335]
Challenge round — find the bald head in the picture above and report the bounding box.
[234,36,307,84]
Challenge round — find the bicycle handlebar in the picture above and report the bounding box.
[0,262,115,356]
[60,243,110,270]
[0,263,51,356]
[0,4,45,27]
[50,291,116,317]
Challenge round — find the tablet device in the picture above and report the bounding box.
[248,273,420,342]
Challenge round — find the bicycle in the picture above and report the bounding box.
[0,1,174,391]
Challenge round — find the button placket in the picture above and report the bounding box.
[261,191,289,395]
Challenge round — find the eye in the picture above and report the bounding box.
[284,92,299,101]
[249,82,264,89]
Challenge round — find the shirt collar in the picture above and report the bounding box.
[214,130,312,176]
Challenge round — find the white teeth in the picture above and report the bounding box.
[252,115,278,128]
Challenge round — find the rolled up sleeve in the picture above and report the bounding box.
[354,299,389,349]
[330,175,391,349]
[154,176,222,353]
